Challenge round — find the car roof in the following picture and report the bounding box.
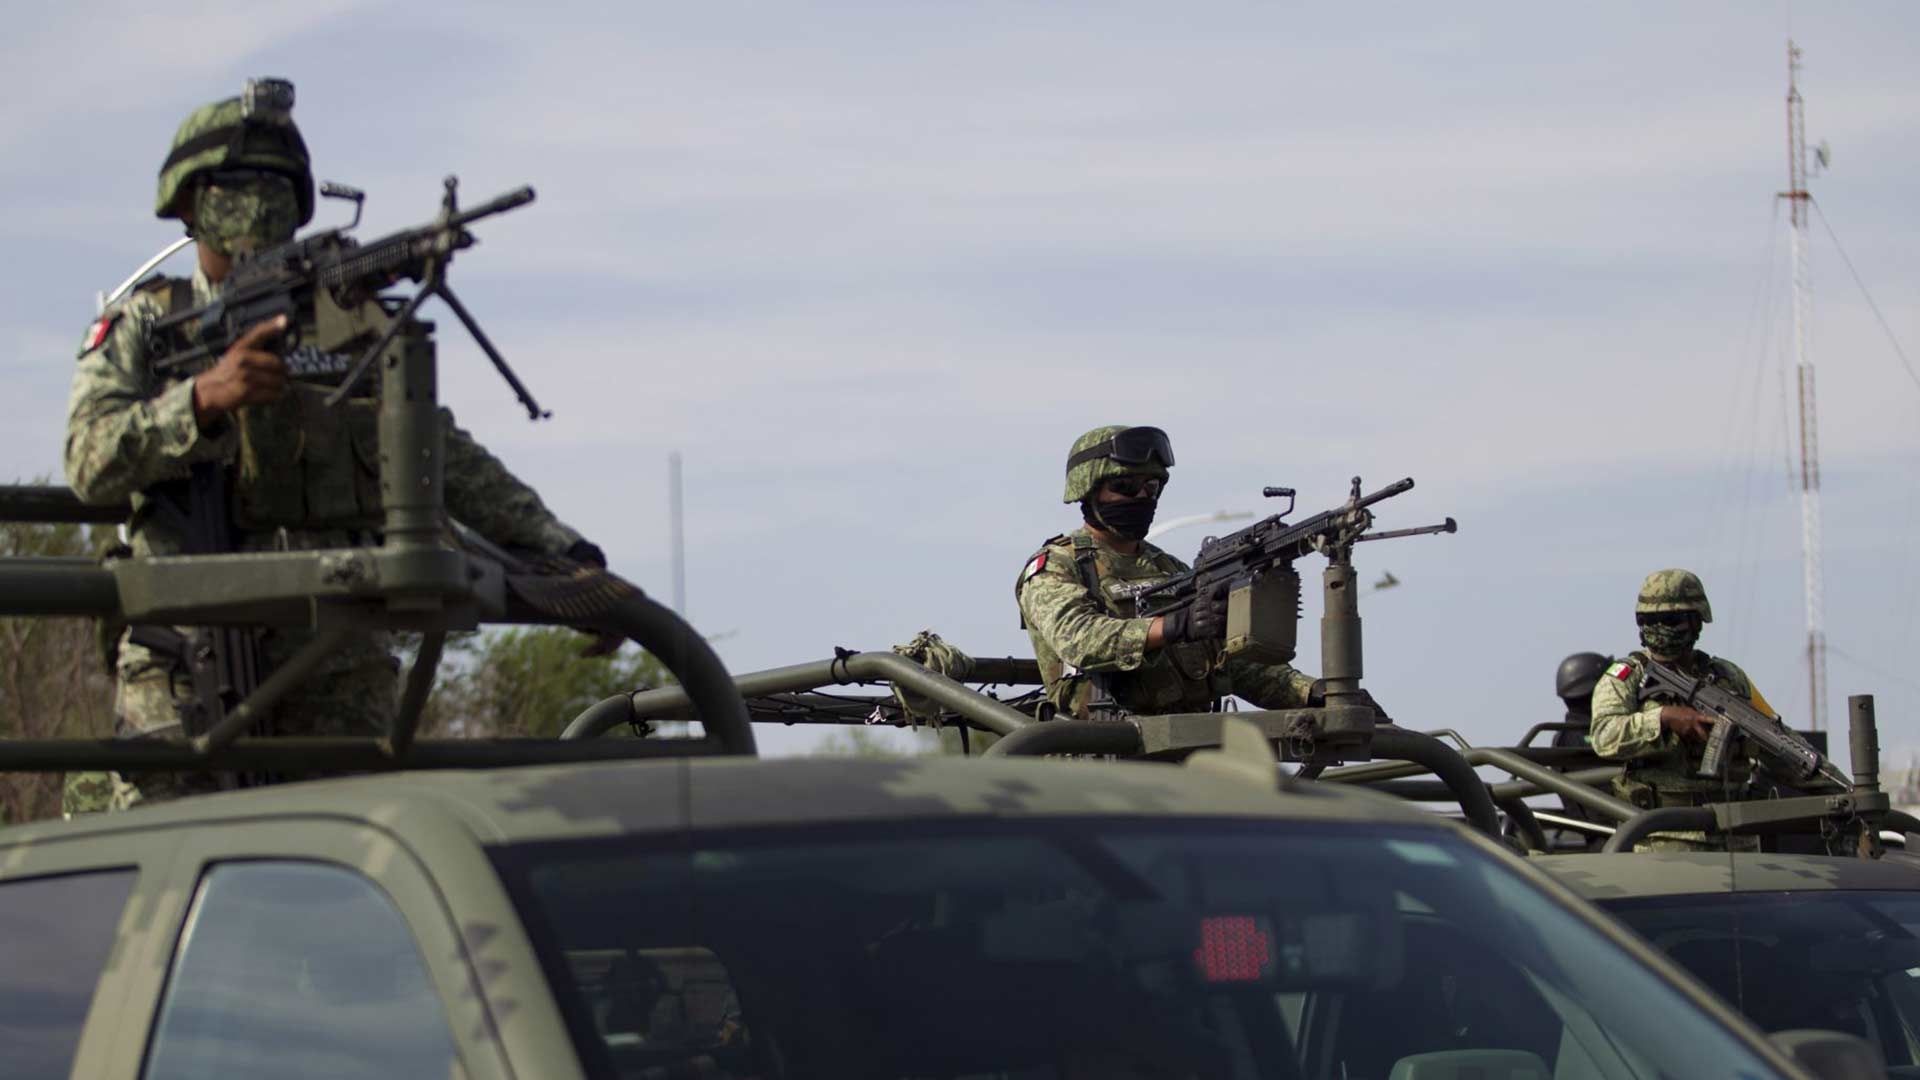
[0,755,1448,852]
[1533,851,1920,901]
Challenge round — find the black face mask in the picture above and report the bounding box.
[1086,497,1158,541]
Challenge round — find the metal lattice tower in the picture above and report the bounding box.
[1783,40,1827,730]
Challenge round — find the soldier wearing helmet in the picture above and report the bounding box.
[1014,426,1320,719]
[1550,651,1612,749]
[62,80,602,813]
[1590,570,1782,846]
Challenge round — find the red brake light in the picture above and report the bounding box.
[1194,915,1273,984]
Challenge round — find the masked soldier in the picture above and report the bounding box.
[1015,425,1321,720]
[1591,570,1780,848]
[62,79,602,812]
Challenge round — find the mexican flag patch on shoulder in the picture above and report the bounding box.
[77,312,118,357]
[1018,551,1048,586]
[1609,661,1634,681]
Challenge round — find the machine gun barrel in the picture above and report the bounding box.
[1134,474,1446,619]
[1352,476,1415,510]
[450,184,535,227]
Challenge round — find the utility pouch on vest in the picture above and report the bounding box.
[232,389,383,530]
[230,293,403,531]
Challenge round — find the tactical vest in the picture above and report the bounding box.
[147,278,398,532]
[1038,532,1225,719]
[1613,649,1757,807]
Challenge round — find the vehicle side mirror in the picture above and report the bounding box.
[1768,1029,1886,1080]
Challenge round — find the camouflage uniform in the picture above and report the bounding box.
[62,84,585,812]
[1016,425,1316,720]
[1591,570,1776,851]
[1017,528,1316,718]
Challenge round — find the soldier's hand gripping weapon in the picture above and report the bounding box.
[1136,477,1455,662]
[148,177,549,419]
[1637,656,1851,789]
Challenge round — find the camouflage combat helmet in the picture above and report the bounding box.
[1635,568,1713,623]
[156,77,314,225]
[1061,425,1173,503]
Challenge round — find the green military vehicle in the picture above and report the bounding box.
[0,721,1849,1080]
[1297,674,1920,1078]
[1538,851,1920,1076]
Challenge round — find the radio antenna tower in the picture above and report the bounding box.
[1782,40,1827,730]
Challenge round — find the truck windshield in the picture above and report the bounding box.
[494,820,1781,1080]
[1604,889,1920,1070]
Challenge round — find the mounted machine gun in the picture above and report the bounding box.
[0,178,752,778]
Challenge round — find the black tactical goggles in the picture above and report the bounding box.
[1066,426,1175,471]
[202,168,295,191]
[1635,610,1697,628]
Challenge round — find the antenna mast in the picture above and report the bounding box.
[1783,40,1826,731]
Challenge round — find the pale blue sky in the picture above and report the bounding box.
[5,1,1919,756]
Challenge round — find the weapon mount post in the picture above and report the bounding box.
[1850,694,1881,796]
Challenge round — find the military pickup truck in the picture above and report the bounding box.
[0,740,1834,1080]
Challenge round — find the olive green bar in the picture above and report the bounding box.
[0,736,716,773]
[0,484,129,524]
[0,557,122,615]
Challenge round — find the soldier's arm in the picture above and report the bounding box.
[1223,657,1318,709]
[439,409,585,555]
[1016,557,1151,673]
[1588,663,1668,759]
[64,297,237,503]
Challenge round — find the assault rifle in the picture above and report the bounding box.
[148,176,548,419]
[1136,477,1455,663]
[1638,656,1851,790]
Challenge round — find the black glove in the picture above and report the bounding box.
[1161,586,1228,644]
[565,539,607,567]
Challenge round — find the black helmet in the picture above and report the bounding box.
[1555,652,1612,702]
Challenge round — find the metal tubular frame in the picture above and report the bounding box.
[1369,728,1501,837]
[391,632,445,756]
[1602,808,1717,853]
[0,486,129,525]
[982,721,1144,758]
[565,652,1036,740]
[1496,797,1550,852]
[198,626,353,753]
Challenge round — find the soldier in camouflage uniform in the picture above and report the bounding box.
[61,80,601,813]
[1591,569,1780,850]
[1015,425,1320,720]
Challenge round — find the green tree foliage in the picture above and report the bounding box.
[421,627,671,738]
[0,517,117,824]
[811,726,939,758]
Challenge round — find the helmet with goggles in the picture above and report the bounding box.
[1061,425,1173,503]
[156,77,314,226]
